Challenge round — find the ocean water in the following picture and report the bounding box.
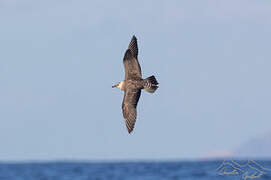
[0,160,271,180]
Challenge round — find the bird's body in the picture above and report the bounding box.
[116,79,144,91]
[113,36,159,133]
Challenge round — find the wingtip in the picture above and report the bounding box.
[127,35,138,58]
[130,35,137,45]
[130,35,137,43]
[126,125,134,134]
[128,129,133,134]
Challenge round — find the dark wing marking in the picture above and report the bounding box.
[123,36,142,80]
[128,35,138,58]
[122,88,141,133]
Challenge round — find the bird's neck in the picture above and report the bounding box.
[119,81,125,91]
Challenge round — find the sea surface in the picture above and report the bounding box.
[0,160,271,180]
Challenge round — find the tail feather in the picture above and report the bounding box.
[143,75,159,93]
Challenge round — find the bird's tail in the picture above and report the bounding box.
[143,75,159,93]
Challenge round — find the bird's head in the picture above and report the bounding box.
[112,81,125,90]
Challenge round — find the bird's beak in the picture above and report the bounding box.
[112,84,117,88]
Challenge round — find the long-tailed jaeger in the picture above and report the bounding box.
[112,36,159,133]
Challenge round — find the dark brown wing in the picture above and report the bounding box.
[123,36,142,80]
[122,88,141,133]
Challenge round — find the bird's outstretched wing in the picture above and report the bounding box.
[123,36,142,80]
[122,88,141,133]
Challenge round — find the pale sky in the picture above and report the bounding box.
[0,0,271,161]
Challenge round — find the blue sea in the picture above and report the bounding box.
[0,160,271,180]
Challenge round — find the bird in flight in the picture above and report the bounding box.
[112,36,159,133]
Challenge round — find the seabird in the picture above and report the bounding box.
[112,36,159,133]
